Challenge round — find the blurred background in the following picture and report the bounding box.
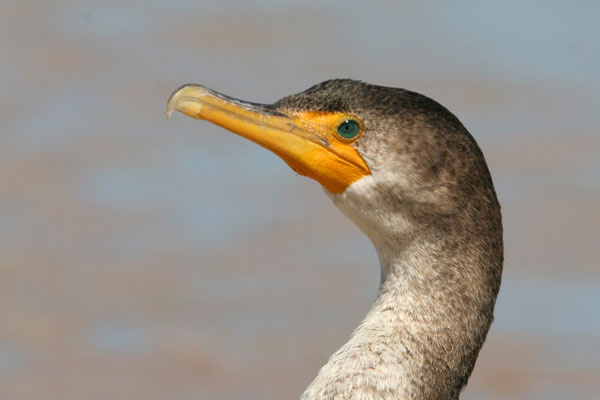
[1,1,599,399]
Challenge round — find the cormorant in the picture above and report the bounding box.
[167,79,503,399]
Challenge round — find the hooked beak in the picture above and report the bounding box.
[167,84,370,193]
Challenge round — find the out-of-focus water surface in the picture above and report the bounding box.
[1,1,599,399]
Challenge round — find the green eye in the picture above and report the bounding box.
[337,119,360,139]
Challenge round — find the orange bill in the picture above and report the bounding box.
[167,84,370,193]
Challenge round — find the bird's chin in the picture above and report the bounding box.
[325,175,382,230]
[325,174,416,252]
[325,174,376,204]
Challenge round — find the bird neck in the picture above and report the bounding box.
[302,240,492,399]
[303,187,502,399]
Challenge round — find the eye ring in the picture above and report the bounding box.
[337,119,361,139]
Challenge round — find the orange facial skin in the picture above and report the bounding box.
[167,85,370,193]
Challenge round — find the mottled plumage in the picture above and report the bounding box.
[168,79,503,399]
[277,80,503,399]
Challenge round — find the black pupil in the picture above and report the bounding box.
[338,120,359,138]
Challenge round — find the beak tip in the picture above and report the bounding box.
[166,91,180,120]
[166,84,208,120]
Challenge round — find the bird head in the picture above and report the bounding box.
[167,79,495,244]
